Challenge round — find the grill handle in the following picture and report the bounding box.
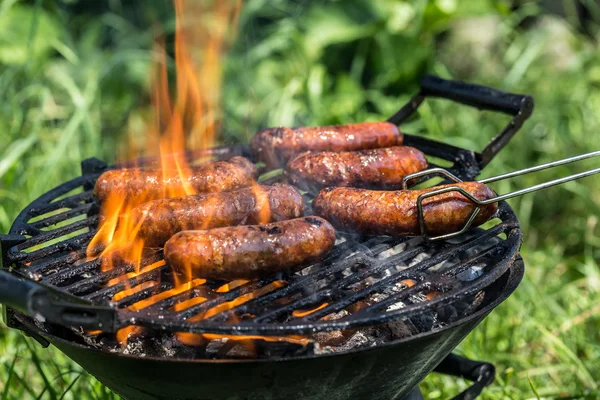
[389,75,534,172]
[420,75,532,116]
[433,353,496,400]
[0,269,45,316]
[0,268,117,331]
[420,75,534,169]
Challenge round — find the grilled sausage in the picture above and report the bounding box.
[251,122,403,168]
[312,182,498,236]
[94,156,258,204]
[164,217,336,280]
[131,184,305,247]
[285,146,428,191]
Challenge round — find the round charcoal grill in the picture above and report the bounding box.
[0,76,532,400]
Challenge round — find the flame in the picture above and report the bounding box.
[84,1,309,351]
[111,279,207,347]
[116,326,145,346]
[401,279,416,288]
[86,1,242,289]
[128,279,207,312]
[250,183,271,224]
[107,261,166,286]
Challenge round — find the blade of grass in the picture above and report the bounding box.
[10,366,39,399]
[1,347,19,400]
[527,375,541,400]
[535,323,598,390]
[0,134,37,180]
[58,374,81,400]
[24,339,57,400]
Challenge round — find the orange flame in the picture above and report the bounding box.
[86,0,243,348]
[87,0,242,277]
[85,1,311,352]
[250,183,271,224]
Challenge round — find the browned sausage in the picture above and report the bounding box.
[312,182,498,236]
[164,217,336,280]
[285,146,428,191]
[94,156,258,204]
[251,122,403,168]
[131,184,305,247]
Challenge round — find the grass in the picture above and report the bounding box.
[1,0,600,398]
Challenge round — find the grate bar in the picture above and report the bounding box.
[286,223,514,323]
[12,216,98,257]
[29,204,94,231]
[60,252,164,294]
[84,264,167,302]
[200,232,470,325]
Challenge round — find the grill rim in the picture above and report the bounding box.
[2,164,523,336]
[9,254,524,363]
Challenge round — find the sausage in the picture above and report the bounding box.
[312,182,498,236]
[131,184,305,247]
[251,122,403,168]
[94,156,258,204]
[285,146,428,191]
[164,217,336,280]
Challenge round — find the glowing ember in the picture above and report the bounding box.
[112,281,159,302]
[215,280,249,293]
[292,303,329,318]
[172,281,311,350]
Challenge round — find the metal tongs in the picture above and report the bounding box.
[402,150,600,241]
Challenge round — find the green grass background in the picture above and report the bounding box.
[1,0,600,398]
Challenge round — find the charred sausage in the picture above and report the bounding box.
[251,122,403,168]
[132,184,305,247]
[285,146,428,191]
[164,217,336,280]
[94,156,258,204]
[312,182,498,236]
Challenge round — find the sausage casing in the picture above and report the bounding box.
[251,122,403,168]
[94,156,258,204]
[312,182,498,236]
[164,217,336,280]
[132,184,304,247]
[285,146,428,191]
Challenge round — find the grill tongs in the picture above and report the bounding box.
[403,150,600,240]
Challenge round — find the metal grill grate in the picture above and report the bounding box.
[2,161,522,336]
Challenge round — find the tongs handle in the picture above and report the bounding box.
[420,74,533,116]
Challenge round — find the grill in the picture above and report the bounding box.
[0,75,532,400]
[0,75,530,338]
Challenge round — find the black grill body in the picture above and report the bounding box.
[11,256,522,400]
